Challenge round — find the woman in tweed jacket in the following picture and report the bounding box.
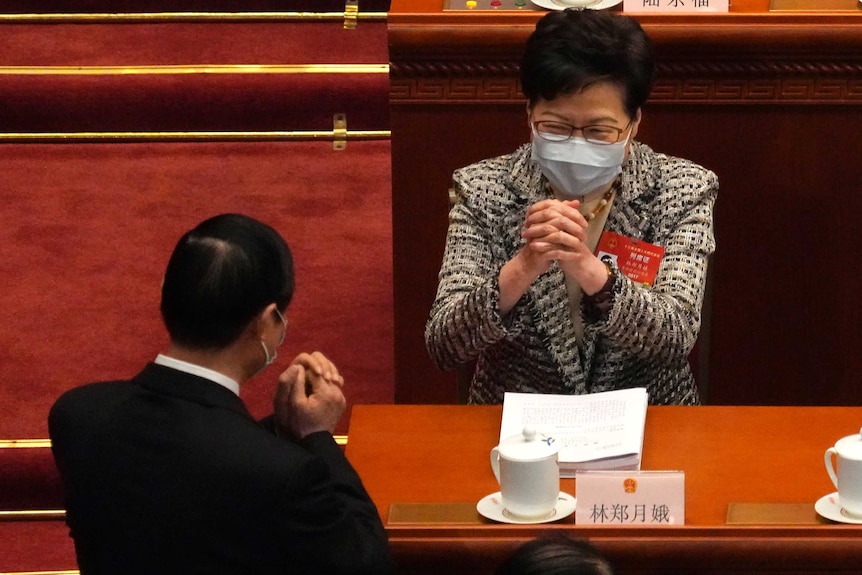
[425,9,717,405]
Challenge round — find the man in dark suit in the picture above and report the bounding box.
[48,213,394,575]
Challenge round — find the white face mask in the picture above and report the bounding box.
[260,308,287,367]
[530,127,630,199]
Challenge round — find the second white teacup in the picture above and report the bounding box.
[824,428,862,517]
[490,426,560,519]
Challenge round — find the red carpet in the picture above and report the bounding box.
[0,10,393,572]
[0,22,389,67]
[0,521,77,573]
[0,72,389,132]
[0,21,390,133]
[0,140,393,440]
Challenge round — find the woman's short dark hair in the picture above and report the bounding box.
[494,535,613,575]
[520,9,656,118]
[160,213,294,349]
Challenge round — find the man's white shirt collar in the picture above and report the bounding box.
[154,354,241,396]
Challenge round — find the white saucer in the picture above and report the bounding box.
[477,491,576,524]
[530,0,623,11]
[814,492,862,524]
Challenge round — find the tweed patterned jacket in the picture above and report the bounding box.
[425,141,718,405]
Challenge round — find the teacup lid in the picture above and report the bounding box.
[835,428,862,459]
[497,425,559,461]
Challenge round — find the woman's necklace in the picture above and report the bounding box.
[583,180,618,222]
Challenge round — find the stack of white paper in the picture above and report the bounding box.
[499,388,648,478]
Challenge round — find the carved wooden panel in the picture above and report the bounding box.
[391,61,862,103]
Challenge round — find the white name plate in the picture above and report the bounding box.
[623,0,729,13]
[575,470,685,525]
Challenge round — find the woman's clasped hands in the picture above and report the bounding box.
[520,199,606,291]
[500,198,610,315]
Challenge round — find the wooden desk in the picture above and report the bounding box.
[388,0,862,406]
[347,404,862,574]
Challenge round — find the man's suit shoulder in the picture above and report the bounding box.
[50,380,136,419]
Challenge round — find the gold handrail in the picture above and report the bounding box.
[0,131,390,144]
[0,439,51,448]
[0,11,388,23]
[0,436,348,447]
[0,510,66,521]
[0,64,389,75]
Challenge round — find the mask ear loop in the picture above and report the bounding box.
[274,308,287,346]
[261,340,275,366]
[623,123,635,145]
[261,307,287,367]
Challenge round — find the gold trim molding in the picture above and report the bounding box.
[0,64,388,76]
[0,439,51,448]
[0,131,390,144]
[0,510,66,521]
[0,11,387,24]
[0,436,348,447]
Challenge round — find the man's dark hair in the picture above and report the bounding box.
[520,8,656,118]
[160,213,294,349]
[495,535,613,575]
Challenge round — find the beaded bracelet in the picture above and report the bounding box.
[583,264,616,322]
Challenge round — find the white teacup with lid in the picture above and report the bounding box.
[824,428,862,517]
[490,426,560,519]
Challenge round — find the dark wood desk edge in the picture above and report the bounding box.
[386,523,859,536]
[388,525,862,569]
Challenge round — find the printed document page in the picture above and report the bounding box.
[500,388,648,471]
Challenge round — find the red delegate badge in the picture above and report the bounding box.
[596,231,664,287]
